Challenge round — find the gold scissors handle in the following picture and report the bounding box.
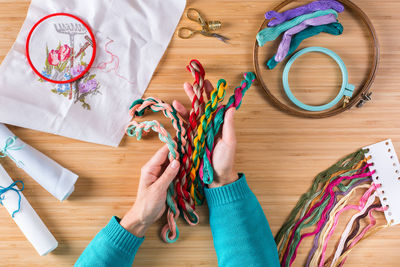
[178,27,200,39]
[186,8,207,29]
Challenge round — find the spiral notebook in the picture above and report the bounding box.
[364,139,400,226]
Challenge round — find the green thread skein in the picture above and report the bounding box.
[278,170,364,257]
[274,149,365,246]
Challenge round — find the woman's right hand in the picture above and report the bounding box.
[175,80,239,188]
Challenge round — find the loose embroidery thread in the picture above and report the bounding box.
[0,180,25,218]
[93,38,136,85]
[276,149,391,267]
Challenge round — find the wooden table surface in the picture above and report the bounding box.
[0,0,399,266]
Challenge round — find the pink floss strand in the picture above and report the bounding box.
[283,163,374,266]
[338,204,387,267]
[93,38,135,84]
[329,190,378,266]
[318,183,379,267]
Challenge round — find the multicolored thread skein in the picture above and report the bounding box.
[125,59,256,243]
[276,149,390,267]
[129,97,198,226]
[201,72,256,184]
[189,78,227,203]
[185,60,207,205]
[126,120,182,243]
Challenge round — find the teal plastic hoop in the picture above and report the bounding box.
[282,47,355,112]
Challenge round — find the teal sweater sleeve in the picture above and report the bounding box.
[75,216,144,267]
[205,174,280,267]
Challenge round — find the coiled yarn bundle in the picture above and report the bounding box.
[259,0,345,69]
[125,59,255,243]
[277,149,390,267]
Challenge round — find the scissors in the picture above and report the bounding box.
[178,8,230,44]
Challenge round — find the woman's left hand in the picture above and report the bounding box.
[120,145,180,237]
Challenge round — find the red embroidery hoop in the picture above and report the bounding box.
[26,13,97,84]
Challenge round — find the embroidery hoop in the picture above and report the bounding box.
[253,0,379,118]
[282,47,355,111]
[26,13,97,84]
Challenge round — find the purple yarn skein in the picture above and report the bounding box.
[265,0,344,27]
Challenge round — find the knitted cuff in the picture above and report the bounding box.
[102,216,144,255]
[205,173,253,207]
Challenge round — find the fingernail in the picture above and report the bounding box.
[171,160,179,169]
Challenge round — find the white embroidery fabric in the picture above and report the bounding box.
[0,0,186,146]
[0,123,78,201]
[0,164,58,256]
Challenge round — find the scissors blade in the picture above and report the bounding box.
[201,31,230,44]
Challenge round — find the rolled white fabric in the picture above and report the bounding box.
[0,124,78,201]
[0,164,58,255]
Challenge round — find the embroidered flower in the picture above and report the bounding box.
[58,45,71,62]
[48,50,60,66]
[41,70,51,79]
[56,83,70,93]
[71,64,85,77]
[40,39,101,110]
[78,79,98,94]
[64,72,72,81]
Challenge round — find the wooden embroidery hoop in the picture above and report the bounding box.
[253,0,379,118]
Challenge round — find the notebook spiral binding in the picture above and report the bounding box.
[364,139,400,226]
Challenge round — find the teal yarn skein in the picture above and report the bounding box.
[267,22,343,69]
[256,9,338,46]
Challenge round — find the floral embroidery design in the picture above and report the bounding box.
[39,37,100,110]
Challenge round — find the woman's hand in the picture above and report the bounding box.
[206,108,238,188]
[120,77,239,236]
[180,80,239,188]
[120,145,180,237]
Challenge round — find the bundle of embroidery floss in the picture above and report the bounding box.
[257,0,345,69]
[277,139,400,266]
[125,59,255,243]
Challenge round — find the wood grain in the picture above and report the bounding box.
[0,0,399,266]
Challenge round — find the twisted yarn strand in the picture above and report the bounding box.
[202,72,256,184]
[130,98,194,210]
[185,60,206,205]
[128,97,198,241]
[190,79,227,203]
